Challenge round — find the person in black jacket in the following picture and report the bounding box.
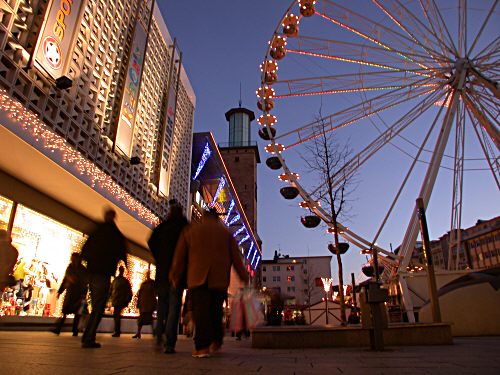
[51,253,87,336]
[80,208,128,348]
[148,200,188,353]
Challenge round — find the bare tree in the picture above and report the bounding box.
[301,115,357,325]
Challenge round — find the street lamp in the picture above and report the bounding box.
[321,277,333,325]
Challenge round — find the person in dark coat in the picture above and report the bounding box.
[132,271,156,339]
[80,208,128,348]
[0,230,18,291]
[51,252,87,336]
[148,200,188,352]
[110,266,133,337]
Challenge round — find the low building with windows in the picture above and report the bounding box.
[260,252,332,306]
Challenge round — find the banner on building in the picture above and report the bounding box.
[158,77,179,196]
[33,0,87,79]
[114,20,149,157]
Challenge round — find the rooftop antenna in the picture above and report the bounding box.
[239,82,242,108]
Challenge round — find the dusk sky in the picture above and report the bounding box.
[159,1,500,281]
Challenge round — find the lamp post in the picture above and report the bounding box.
[321,277,333,325]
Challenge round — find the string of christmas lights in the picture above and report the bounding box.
[0,89,160,226]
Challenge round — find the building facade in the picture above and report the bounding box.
[430,216,500,270]
[0,0,195,318]
[260,253,332,306]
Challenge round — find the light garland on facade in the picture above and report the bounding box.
[246,241,255,259]
[233,225,246,238]
[228,213,241,226]
[192,142,212,180]
[238,233,250,246]
[0,89,159,226]
[224,199,235,225]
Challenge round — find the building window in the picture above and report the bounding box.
[287,265,294,271]
[287,276,295,282]
[263,266,266,272]
[235,156,239,162]
[263,276,266,282]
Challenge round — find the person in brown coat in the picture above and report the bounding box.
[170,208,249,358]
[132,271,156,339]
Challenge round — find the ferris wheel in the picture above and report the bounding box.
[258,0,499,280]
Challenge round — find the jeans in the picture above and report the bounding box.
[190,284,227,351]
[156,283,183,349]
[113,308,123,334]
[54,314,80,334]
[82,274,110,345]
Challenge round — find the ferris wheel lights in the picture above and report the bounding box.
[298,0,316,17]
[360,248,372,255]
[282,14,299,36]
[258,114,277,126]
[265,143,285,154]
[260,60,278,73]
[299,200,320,209]
[278,172,299,182]
[256,86,275,99]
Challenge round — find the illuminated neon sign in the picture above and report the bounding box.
[210,176,226,207]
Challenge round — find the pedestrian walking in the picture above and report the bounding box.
[132,271,156,339]
[110,265,133,337]
[51,252,87,336]
[170,208,249,358]
[148,200,188,353]
[80,208,128,348]
[0,230,18,291]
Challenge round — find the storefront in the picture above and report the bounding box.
[0,193,155,318]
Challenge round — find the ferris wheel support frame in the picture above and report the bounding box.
[397,63,468,322]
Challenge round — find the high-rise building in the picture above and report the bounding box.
[0,1,194,318]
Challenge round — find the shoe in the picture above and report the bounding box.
[210,342,222,353]
[72,332,78,337]
[192,348,210,358]
[235,336,241,341]
[164,347,176,354]
[111,333,120,337]
[82,342,101,349]
[50,329,60,335]
[132,334,141,339]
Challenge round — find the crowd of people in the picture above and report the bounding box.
[1,201,249,358]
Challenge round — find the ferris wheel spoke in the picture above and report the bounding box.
[467,0,499,58]
[463,91,500,150]
[458,0,467,56]
[418,0,459,57]
[448,100,466,269]
[370,89,453,247]
[309,88,444,194]
[472,37,500,64]
[372,0,452,66]
[316,1,437,70]
[276,76,440,147]
[287,35,449,71]
[272,69,439,98]
[464,102,500,189]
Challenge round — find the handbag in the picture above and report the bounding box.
[230,289,264,332]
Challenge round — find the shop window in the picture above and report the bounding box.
[4,205,86,317]
[0,195,13,231]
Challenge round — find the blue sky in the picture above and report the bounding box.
[159,1,500,281]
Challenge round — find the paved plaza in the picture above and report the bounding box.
[0,332,499,374]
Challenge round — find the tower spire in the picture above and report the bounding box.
[239,82,242,108]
